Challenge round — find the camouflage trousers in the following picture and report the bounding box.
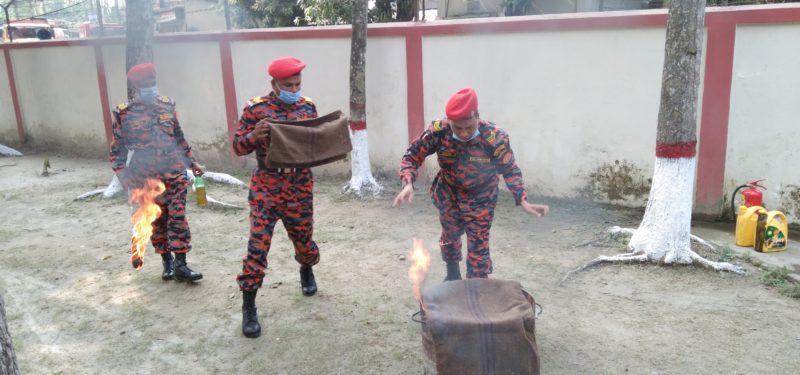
[150,173,191,254]
[432,181,496,278]
[237,169,320,292]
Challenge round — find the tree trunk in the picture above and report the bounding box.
[343,0,382,197]
[563,0,742,278]
[96,0,105,37]
[629,0,710,264]
[125,0,154,98]
[2,5,12,44]
[0,295,20,375]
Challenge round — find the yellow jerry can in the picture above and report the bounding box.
[755,210,789,253]
[735,206,766,247]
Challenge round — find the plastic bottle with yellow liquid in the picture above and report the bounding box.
[195,176,207,208]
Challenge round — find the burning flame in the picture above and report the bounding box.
[408,238,431,303]
[128,179,166,269]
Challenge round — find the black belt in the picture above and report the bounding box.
[257,159,300,173]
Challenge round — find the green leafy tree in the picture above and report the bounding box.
[297,0,353,25]
[224,0,306,28]
[372,0,416,22]
[505,0,535,16]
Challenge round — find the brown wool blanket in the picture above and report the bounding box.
[260,110,352,169]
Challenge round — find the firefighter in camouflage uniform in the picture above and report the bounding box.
[393,88,549,280]
[232,57,321,339]
[109,63,204,283]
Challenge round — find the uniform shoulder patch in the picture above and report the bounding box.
[493,143,507,158]
[115,102,129,112]
[157,95,174,105]
[431,119,446,132]
[302,96,314,103]
[247,96,266,107]
[484,129,498,145]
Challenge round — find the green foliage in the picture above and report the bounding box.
[225,0,306,28]
[297,0,353,26]
[504,0,535,16]
[225,0,419,28]
[372,0,416,22]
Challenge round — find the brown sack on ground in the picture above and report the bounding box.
[420,279,539,375]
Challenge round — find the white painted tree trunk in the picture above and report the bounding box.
[612,156,742,273]
[77,170,246,210]
[629,157,696,264]
[342,0,383,198]
[565,0,744,279]
[0,144,22,157]
[343,129,382,197]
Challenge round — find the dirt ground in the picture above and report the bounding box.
[1,153,799,375]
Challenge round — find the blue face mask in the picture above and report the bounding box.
[452,128,480,142]
[138,85,159,103]
[277,89,301,104]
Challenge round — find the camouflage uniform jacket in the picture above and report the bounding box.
[109,95,194,180]
[399,119,528,205]
[232,91,318,159]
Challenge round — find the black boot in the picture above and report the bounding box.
[173,253,203,282]
[242,290,261,338]
[300,265,317,296]
[160,253,174,280]
[444,261,462,282]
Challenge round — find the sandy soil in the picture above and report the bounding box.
[1,153,799,374]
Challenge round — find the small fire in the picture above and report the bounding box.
[408,238,431,303]
[128,179,166,269]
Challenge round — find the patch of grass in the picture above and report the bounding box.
[759,266,800,299]
[780,283,800,299]
[716,245,736,263]
[761,267,790,288]
[738,253,764,269]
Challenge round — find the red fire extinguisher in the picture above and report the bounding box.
[731,179,766,217]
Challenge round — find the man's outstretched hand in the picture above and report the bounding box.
[392,184,415,208]
[521,200,549,217]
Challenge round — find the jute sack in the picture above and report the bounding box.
[418,278,540,375]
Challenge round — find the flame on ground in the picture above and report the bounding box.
[408,238,432,304]
[129,179,166,269]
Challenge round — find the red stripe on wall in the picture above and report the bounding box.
[3,48,24,143]
[405,30,424,143]
[219,40,240,159]
[93,45,113,145]
[696,21,737,214]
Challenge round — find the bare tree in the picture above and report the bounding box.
[568,0,743,279]
[125,0,154,98]
[342,0,383,197]
[0,295,20,375]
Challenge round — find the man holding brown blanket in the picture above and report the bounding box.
[232,57,321,339]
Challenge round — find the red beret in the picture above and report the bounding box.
[268,57,306,79]
[445,87,478,120]
[127,63,156,82]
